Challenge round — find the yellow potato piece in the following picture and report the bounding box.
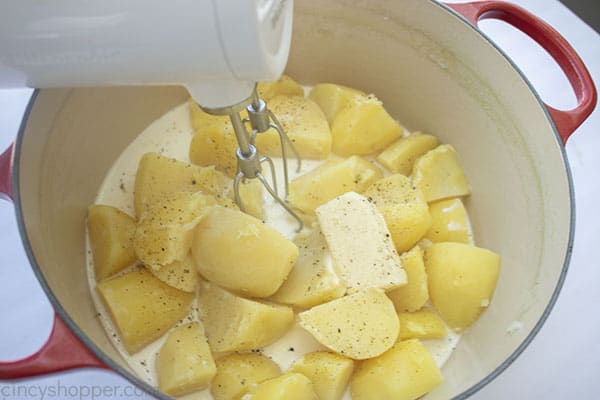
[189,122,239,178]
[212,353,281,400]
[425,242,500,331]
[134,152,229,218]
[149,253,198,292]
[157,322,217,396]
[134,192,217,270]
[308,83,366,126]
[298,288,399,360]
[331,94,403,156]
[96,268,194,354]
[289,351,354,400]
[387,245,429,313]
[192,206,298,298]
[271,228,345,309]
[412,144,471,203]
[257,75,304,101]
[254,95,332,159]
[287,155,383,214]
[198,281,294,352]
[351,339,443,400]
[189,97,232,132]
[234,179,264,220]
[376,132,439,175]
[397,311,446,340]
[87,205,137,281]
[425,198,473,244]
[363,174,432,253]
[240,373,318,400]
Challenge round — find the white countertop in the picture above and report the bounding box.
[1,0,599,398]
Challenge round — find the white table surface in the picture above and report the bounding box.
[1,1,598,399]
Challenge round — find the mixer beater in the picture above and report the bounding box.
[200,87,304,231]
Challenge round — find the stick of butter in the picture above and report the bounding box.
[316,191,407,293]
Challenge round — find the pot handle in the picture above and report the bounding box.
[0,144,106,378]
[446,0,597,144]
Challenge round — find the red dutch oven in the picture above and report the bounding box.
[0,1,596,399]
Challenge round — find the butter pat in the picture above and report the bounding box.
[316,192,406,293]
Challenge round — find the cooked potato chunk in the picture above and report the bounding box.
[134,152,228,218]
[351,339,443,400]
[289,351,354,400]
[287,156,383,214]
[193,206,298,298]
[240,373,318,400]
[331,95,403,156]
[96,268,194,353]
[425,242,500,331]
[212,353,281,400]
[308,83,366,126]
[271,228,345,309]
[424,198,472,244]
[189,97,232,132]
[157,322,217,396]
[363,174,432,253]
[149,253,198,292]
[397,311,446,340]
[87,205,137,281]
[235,179,264,220]
[198,282,294,352]
[387,245,429,312]
[257,75,304,101]
[316,192,406,293]
[189,122,239,178]
[254,96,331,159]
[298,288,399,360]
[413,144,471,202]
[134,192,217,270]
[376,132,439,175]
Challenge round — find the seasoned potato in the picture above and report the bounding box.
[134,192,217,270]
[189,97,232,132]
[351,339,443,400]
[289,351,354,400]
[424,198,472,244]
[134,152,229,218]
[363,174,432,253]
[298,288,399,360]
[331,94,403,156]
[193,206,298,298]
[316,192,406,293]
[271,228,345,309]
[87,205,137,281]
[397,311,446,340]
[235,179,264,220]
[387,245,429,313]
[148,253,198,292]
[413,144,471,202]
[308,83,366,126]
[189,122,239,178]
[157,322,216,396]
[287,155,383,214]
[240,373,318,400]
[198,282,294,352]
[376,132,439,175]
[254,95,332,159]
[212,353,281,400]
[96,268,194,353]
[425,242,500,331]
[257,75,304,101]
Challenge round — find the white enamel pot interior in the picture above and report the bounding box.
[5,0,595,398]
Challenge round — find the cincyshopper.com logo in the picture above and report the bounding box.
[0,380,154,400]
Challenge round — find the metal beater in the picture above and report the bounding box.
[201,87,304,231]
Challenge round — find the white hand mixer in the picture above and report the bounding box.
[0,0,303,228]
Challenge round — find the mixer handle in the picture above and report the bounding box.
[446,0,597,144]
[0,144,106,378]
